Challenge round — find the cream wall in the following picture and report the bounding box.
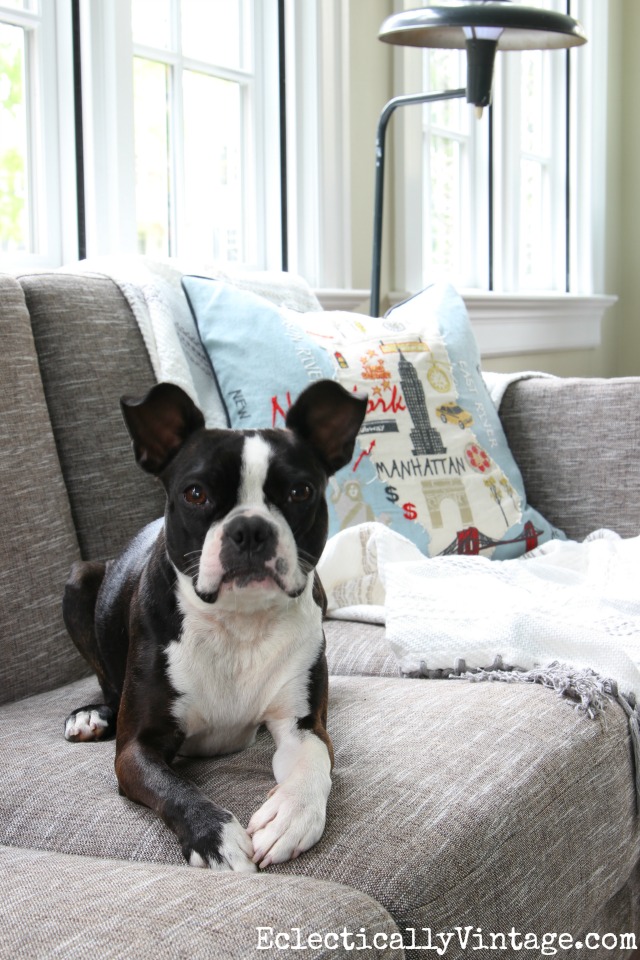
[613,0,640,376]
[348,0,394,300]
[345,1,634,378]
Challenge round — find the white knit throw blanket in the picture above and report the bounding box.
[319,524,640,801]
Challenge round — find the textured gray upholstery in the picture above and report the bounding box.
[500,376,640,541]
[0,845,403,960]
[19,272,165,562]
[2,673,638,942]
[325,618,400,677]
[0,276,87,704]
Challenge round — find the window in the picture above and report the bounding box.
[79,0,280,269]
[420,46,489,289]
[0,14,30,255]
[131,0,258,262]
[492,23,568,292]
[394,0,602,300]
[0,0,76,268]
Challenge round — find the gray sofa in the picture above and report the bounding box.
[1,266,639,959]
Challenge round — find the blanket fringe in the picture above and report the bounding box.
[449,659,640,814]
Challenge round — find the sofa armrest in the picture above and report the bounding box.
[1,845,403,959]
[499,376,640,541]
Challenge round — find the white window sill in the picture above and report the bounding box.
[315,289,617,358]
[460,292,617,357]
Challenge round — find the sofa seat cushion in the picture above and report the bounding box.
[325,618,400,677]
[1,845,402,960]
[2,675,638,941]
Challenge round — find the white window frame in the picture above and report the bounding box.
[282,0,351,291]
[79,0,281,270]
[0,0,77,269]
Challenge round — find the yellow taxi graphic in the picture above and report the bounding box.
[436,402,473,429]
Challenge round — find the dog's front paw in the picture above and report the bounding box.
[185,815,257,873]
[64,705,116,742]
[248,784,327,869]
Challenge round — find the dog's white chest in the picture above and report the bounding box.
[166,579,321,757]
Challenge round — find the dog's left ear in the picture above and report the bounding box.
[121,382,205,475]
[286,380,367,476]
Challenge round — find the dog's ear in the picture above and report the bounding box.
[121,383,205,475]
[286,380,367,476]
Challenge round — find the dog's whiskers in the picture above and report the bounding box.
[183,555,202,579]
[296,549,317,576]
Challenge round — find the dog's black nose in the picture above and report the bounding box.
[224,514,277,559]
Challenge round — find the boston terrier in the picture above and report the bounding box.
[62,379,367,872]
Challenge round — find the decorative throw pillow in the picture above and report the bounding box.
[183,276,565,559]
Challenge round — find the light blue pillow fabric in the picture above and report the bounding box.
[183,275,565,559]
[183,279,335,427]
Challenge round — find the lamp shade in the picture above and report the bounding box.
[379,3,587,51]
[379,2,586,109]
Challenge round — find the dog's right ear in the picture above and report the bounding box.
[120,383,205,475]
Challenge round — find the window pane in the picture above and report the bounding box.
[133,57,171,256]
[521,51,549,158]
[427,135,463,278]
[0,23,29,253]
[182,70,243,260]
[519,158,549,288]
[518,45,556,289]
[422,46,472,285]
[181,0,242,69]
[132,0,171,49]
[428,48,467,131]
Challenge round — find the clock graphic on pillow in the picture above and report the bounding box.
[426,359,452,393]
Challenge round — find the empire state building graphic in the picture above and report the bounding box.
[398,352,447,456]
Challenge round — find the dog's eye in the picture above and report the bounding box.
[288,483,313,504]
[183,484,208,506]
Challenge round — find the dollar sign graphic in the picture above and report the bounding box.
[403,503,418,521]
[385,485,399,504]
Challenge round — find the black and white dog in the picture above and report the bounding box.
[63,380,366,871]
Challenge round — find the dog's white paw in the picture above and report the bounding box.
[248,784,327,869]
[187,817,257,873]
[64,707,113,742]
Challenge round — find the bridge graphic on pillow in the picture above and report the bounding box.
[440,520,542,556]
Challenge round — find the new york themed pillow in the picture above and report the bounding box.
[183,275,565,559]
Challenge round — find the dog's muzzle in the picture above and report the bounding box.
[193,512,305,604]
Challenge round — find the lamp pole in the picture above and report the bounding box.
[370,88,465,318]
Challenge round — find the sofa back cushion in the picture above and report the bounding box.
[0,276,90,704]
[500,376,640,540]
[19,273,166,562]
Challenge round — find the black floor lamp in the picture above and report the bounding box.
[370,1,587,317]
